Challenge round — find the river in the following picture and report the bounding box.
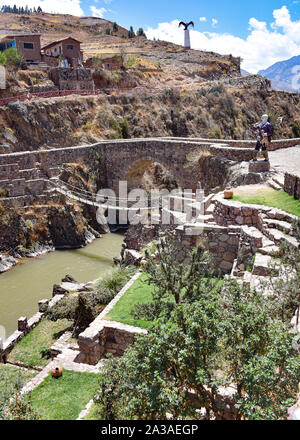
[0,233,124,338]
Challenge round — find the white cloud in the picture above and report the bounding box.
[0,0,83,15]
[199,17,207,22]
[249,17,267,31]
[212,18,218,27]
[145,7,300,73]
[90,6,107,18]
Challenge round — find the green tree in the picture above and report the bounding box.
[136,28,146,37]
[95,237,300,420]
[113,22,118,32]
[128,26,135,38]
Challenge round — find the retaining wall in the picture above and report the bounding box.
[284,172,300,201]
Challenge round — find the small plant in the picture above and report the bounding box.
[6,391,39,420]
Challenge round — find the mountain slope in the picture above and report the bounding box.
[258,55,300,92]
[0,12,129,49]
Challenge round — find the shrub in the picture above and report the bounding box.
[94,266,136,305]
[0,52,6,65]
[4,48,22,68]
[292,121,300,138]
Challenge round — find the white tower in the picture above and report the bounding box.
[179,21,194,50]
[184,29,191,49]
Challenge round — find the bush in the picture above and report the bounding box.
[292,121,300,138]
[0,52,6,66]
[94,266,136,305]
[4,48,21,68]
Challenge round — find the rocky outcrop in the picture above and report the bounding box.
[0,254,18,273]
[1,85,300,152]
[48,204,95,249]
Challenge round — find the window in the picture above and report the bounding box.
[23,42,34,50]
[67,45,73,50]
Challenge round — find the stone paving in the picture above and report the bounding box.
[269,146,300,177]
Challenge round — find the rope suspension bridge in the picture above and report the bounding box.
[49,178,202,215]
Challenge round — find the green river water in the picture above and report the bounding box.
[0,233,124,338]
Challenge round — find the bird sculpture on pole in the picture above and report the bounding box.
[179,21,194,49]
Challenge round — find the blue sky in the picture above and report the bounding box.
[85,0,300,39]
[1,1,300,72]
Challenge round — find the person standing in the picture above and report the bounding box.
[252,114,273,161]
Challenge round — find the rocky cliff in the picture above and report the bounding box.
[0,81,299,154]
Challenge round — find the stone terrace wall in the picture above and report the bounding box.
[175,223,240,273]
[284,172,300,201]
[213,195,262,227]
[77,319,147,365]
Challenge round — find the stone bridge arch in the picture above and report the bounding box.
[124,157,179,191]
[104,140,198,194]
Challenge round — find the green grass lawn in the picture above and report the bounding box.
[105,272,156,329]
[8,318,72,368]
[29,370,99,420]
[82,402,99,420]
[105,273,222,330]
[233,189,300,217]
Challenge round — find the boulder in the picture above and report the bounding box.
[123,249,143,266]
[61,274,78,283]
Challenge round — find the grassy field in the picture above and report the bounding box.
[233,189,300,217]
[105,273,155,329]
[105,273,222,329]
[82,402,100,420]
[30,370,99,420]
[8,319,72,368]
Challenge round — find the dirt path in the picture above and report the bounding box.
[234,183,272,196]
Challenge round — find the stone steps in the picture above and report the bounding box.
[195,214,215,223]
[272,174,285,188]
[264,227,299,248]
[258,244,280,256]
[268,179,282,191]
[252,252,279,277]
[263,218,293,235]
[205,204,215,217]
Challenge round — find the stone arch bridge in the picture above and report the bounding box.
[0,137,299,206]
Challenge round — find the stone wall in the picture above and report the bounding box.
[165,136,300,151]
[77,319,146,365]
[175,223,240,274]
[50,68,95,91]
[213,194,261,227]
[0,294,64,363]
[284,172,300,201]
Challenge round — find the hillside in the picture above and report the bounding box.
[258,55,300,92]
[0,84,299,154]
[0,11,130,54]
